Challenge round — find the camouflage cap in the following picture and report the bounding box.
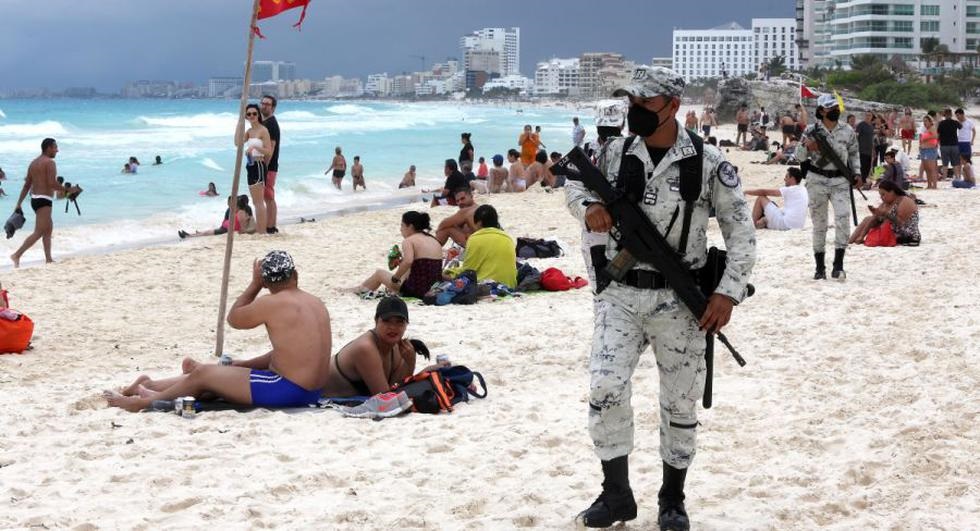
[612,65,685,100]
[261,250,295,284]
[816,93,838,109]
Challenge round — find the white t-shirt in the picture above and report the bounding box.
[957,119,975,143]
[780,185,808,229]
[894,150,911,176]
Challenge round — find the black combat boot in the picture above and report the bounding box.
[813,252,826,280]
[831,248,846,281]
[577,456,638,528]
[658,462,690,531]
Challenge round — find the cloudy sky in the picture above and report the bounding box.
[0,0,793,92]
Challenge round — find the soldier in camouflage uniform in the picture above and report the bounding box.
[795,93,863,280]
[565,66,756,531]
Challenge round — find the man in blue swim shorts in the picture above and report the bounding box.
[105,250,333,411]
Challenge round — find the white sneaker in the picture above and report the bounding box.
[339,391,412,419]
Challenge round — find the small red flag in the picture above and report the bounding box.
[253,0,311,39]
[801,84,816,99]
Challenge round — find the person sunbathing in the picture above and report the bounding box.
[323,296,418,397]
[178,195,252,239]
[353,211,445,298]
[104,250,333,411]
[434,188,478,247]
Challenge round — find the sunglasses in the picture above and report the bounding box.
[245,112,258,117]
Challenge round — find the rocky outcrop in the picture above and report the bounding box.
[716,78,898,121]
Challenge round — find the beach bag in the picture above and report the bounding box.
[515,237,562,259]
[865,222,897,247]
[424,270,478,306]
[0,286,34,354]
[516,262,542,292]
[390,365,487,414]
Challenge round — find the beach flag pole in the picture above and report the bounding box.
[214,0,261,360]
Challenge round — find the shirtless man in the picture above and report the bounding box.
[780,112,796,146]
[327,146,347,190]
[434,188,478,246]
[104,251,333,411]
[488,154,508,193]
[735,105,750,147]
[11,138,78,268]
[399,165,416,189]
[351,156,366,191]
[507,149,526,192]
[525,149,548,188]
[898,108,916,155]
[324,296,418,397]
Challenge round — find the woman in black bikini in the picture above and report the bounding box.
[323,296,418,397]
[352,211,445,298]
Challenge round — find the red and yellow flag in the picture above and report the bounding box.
[253,0,311,38]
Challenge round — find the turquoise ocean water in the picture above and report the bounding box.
[0,99,582,262]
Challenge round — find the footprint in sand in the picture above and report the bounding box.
[161,497,201,513]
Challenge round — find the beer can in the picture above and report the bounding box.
[173,397,184,416]
[436,354,450,366]
[181,396,197,419]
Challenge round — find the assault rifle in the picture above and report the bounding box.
[806,123,867,224]
[551,147,751,408]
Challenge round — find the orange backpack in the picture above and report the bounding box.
[390,370,457,414]
[0,286,34,354]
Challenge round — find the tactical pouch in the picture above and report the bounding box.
[697,246,728,298]
[590,245,611,294]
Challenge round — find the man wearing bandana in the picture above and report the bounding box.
[565,66,756,530]
[104,250,333,412]
[795,94,862,280]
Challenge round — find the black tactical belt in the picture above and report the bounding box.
[617,269,670,290]
[809,168,845,178]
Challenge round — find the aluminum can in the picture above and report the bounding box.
[181,396,196,419]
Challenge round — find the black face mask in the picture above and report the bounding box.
[628,101,670,137]
[824,108,841,122]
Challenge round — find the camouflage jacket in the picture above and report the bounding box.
[795,121,861,177]
[565,120,756,303]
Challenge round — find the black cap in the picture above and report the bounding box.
[375,296,409,322]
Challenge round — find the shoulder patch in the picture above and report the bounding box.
[717,161,740,188]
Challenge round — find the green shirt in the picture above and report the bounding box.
[450,227,517,288]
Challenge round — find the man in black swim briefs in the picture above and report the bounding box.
[10,138,78,268]
[104,251,334,411]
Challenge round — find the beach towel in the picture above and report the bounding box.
[4,208,25,239]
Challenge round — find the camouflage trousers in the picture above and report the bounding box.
[806,174,851,253]
[589,282,706,468]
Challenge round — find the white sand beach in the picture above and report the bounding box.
[1,129,978,529]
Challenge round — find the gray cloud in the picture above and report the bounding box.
[0,0,792,91]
